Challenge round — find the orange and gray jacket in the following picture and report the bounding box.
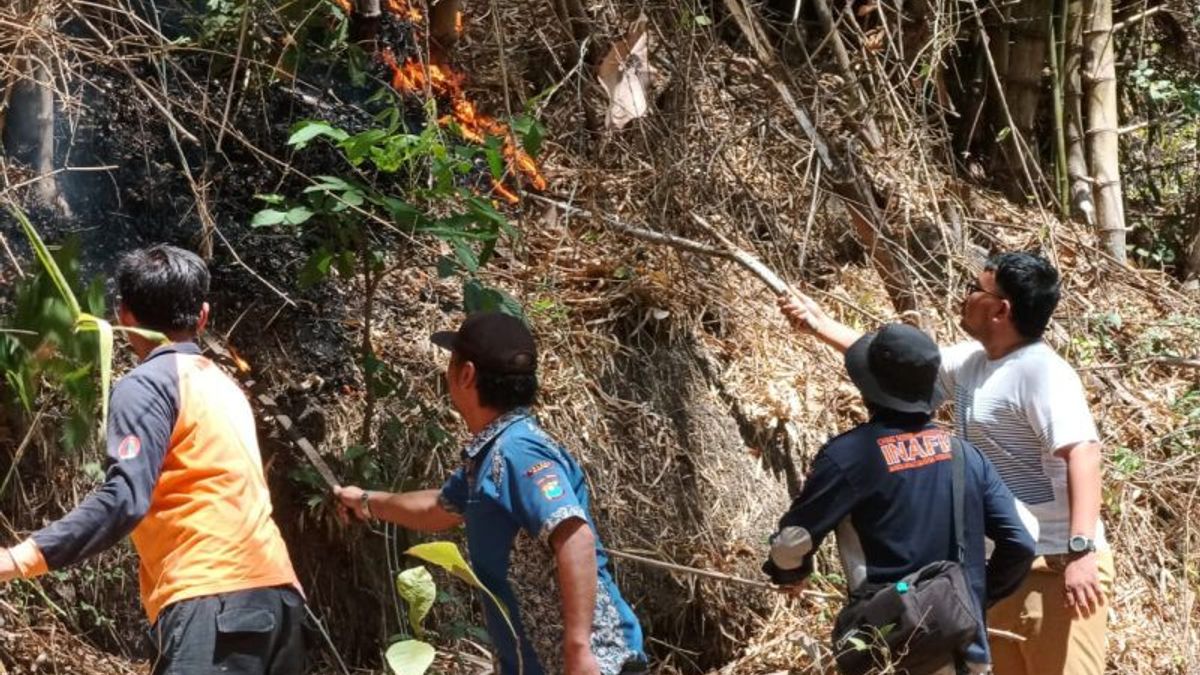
[9,342,299,624]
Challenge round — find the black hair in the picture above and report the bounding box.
[866,402,933,427]
[116,244,210,334]
[985,252,1060,340]
[476,368,539,411]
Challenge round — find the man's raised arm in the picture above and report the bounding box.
[777,293,862,353]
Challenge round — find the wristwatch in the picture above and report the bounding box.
[360,490,375,521]
[1067,535,1096,555]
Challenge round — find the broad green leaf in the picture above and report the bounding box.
[284,206,315,225]
[299,249,335,288]
[435,256,459,278]
[846,636,868,651]
[288,121,350,148]
[74,313,113,442]
[694,14,713,26]
[251,209,289,227]
[510,115,544,158]
[483,136,505,179]
[462,279,525,319]
[384,640,435,675]
[406,541,523,673]
[305,175,357,193]
[109,325,170,343]
[395,566,436,637]
[453,241,479,273]
[11,206,81,317]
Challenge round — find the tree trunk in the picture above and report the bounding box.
[430,0,461,51]
[3,4,68,215]
[1184,222,1200,289]
[348,0,381,46]
[1064,0,1095,224]
[1083,0,1126,261]
[1000,0,1050,197]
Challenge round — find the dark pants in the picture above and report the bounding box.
[150,586,307,675]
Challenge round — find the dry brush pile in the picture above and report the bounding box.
[0,0,1198,673]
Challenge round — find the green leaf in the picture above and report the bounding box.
[694,13,712,26]
[10,206,81,317]
[379,197,425,229]
[846,636,868,651]
[284,206,315,225]
[401,543,525,675]
[435,256,459,278]
[288,121,350,149]
[483,136,505,179]
[251,209,288,227]
[406,542,487,594]
[304,175,357,193]
[255,193,286,205]
[385,640,435,675]
[509,114,545,159]
[464,196,509,229]
[395,566,436,637]
[74,313,113,442]
[462,279,524,318]
[453,241,479,273]
[995,126,1012,143]
[299,249,335,288]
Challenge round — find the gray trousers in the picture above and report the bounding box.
[149,586,307,675]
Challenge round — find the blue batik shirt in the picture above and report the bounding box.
[438,408,646,675]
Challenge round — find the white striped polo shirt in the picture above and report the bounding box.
[935,340,1107,555]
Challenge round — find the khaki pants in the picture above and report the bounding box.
[988,550,1114,675]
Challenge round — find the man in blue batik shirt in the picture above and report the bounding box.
[337,312,646,675]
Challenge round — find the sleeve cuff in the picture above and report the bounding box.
[10,538,48,578]
[539,505,587,544]
[437,491,463,516]
[769,526,813,570]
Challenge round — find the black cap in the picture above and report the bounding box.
[431,312,537,375]
[844,323,941,414]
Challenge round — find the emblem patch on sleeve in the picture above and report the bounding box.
[117,435,142,460]
[537,474,564,500]
[524,461,553,477]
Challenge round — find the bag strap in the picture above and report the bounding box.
[950,436,966,563]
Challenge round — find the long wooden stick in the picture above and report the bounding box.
[604,548,1026,642]
[528,194,790,296]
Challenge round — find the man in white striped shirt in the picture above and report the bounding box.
[778,252,1111,675]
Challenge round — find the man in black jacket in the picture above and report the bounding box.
[764,323,1035,673]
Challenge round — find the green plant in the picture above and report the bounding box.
[4,207,166,445]
[404,541,523,674]
[386,565,438,675]
[253,111,526,446]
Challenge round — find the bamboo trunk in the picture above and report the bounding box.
[1001,0,1050,196]
[1064,0,1094,224]
[1083,0,1126,261]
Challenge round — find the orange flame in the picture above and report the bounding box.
[375,19,545,202]
[335,0,546,202]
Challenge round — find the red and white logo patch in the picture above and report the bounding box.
[117,435,142,460]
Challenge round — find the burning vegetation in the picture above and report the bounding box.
[336,0,547,203]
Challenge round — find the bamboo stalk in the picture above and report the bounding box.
[1064,0,1094,224]
[1082,0,1127,261]
[1049,7,1069,221]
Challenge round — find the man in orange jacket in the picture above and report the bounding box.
[0,244,305,675]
